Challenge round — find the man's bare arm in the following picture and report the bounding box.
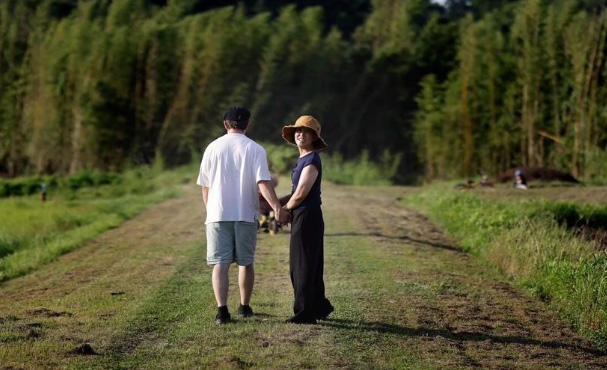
[202,187,209,208]
[258,180,287,223]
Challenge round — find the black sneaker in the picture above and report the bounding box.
[237,304,254,318]
[215,306,231,325]
[316,304,334,321]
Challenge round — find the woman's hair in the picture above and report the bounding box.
[294,126,317,139]
[224,119,249,130]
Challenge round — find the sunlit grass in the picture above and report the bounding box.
[406,184,607,349]
[0,164,196,282]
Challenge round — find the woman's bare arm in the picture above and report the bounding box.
[285,165,318,210]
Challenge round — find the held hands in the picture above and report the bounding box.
[276,206,291,225]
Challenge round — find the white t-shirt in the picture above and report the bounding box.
[197,133,271,224]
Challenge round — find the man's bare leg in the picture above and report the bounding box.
[238,264,254,306]
[212,264,230,306]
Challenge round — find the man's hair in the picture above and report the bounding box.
[224,119,249,130]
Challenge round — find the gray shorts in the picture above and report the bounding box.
[206,221,258,266]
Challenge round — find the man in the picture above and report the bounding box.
[197,106,287,324]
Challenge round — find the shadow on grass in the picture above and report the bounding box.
[250,312,273,318]
[325,232,462,252]
[320,318,605,356]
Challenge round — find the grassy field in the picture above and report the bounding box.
[406,182,607,350]
[1,180,606,369]
[0,165,195,282]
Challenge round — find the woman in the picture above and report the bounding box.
[282,115,334,324]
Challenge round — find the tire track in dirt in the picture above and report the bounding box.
[325,185,607,369]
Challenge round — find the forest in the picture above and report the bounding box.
[0,0,606,183]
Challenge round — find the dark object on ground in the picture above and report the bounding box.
[71,343,97,356]
[498,167,580,184]
[455,180,476,190]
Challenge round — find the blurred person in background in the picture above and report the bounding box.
[514,169,528,190]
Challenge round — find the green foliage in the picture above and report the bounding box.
[584,151,607,184]
[0,0,450,184]
[407,185,607,349]
[413,0,607,182]
[324,150,400,186]
[0,171,122,198]
[261,142,298,174]
[261,142,400,186]
[2,0,607,185]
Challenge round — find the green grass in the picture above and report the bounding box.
[0,165,195,282]
[67,202,433,369]
[2,181,604,368]
[323,150,400,186]
[405,183,607,349]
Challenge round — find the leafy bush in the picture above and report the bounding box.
[0,235,23,259]
[324,150,401,186]
[0,178,44,197]
[0,171,123,198]
[260,143,401,186]
[66,171,96,190]
[261,142,298,174]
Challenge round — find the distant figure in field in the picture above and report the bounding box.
[282,115,333,324]
[514,169,528,190]
[40,183,47,202]
[197,106,288,325]
[479,174,493,188]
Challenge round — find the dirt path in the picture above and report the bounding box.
[327,185,607,368]
[1,183,606,369]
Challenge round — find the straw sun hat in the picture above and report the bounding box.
[281,115,328,150]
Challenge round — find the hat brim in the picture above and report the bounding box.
[282,126,328,150]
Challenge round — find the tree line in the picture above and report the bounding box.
[0,0,605,183]
[415,0,607,181]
